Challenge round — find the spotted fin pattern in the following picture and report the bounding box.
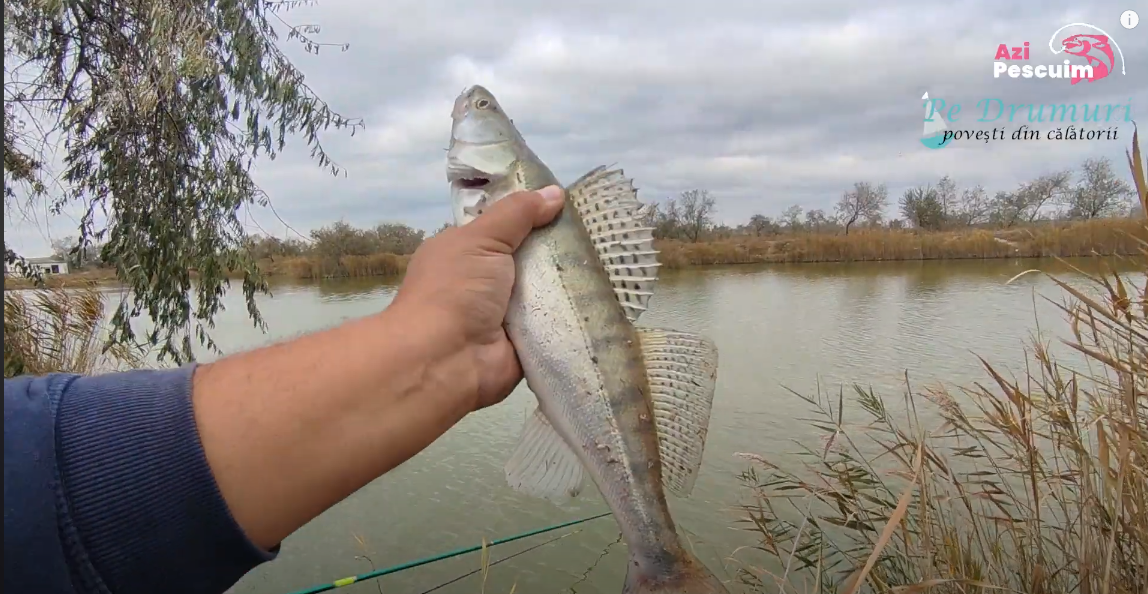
[566,166,660,322]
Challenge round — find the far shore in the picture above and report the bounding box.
[7,218,1143,290]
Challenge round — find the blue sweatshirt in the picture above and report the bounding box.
[4,366,277,594]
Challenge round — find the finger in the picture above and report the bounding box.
[464,185,564,252]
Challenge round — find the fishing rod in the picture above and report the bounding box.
[280,511,612,594]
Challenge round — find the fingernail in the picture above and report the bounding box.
[537,185,564,205]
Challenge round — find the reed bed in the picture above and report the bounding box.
[659,218,1147,270]
[730,130,1148,593]
[3,282,144,376]
[4,267,120,289]
[268,253,410,280]
[8,218,1140,289]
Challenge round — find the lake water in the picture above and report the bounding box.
[100,258,1140,594]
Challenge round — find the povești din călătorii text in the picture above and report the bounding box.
[941,125,1120,144]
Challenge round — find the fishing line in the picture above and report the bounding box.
[415,529,581,594]
[279,511,611,594]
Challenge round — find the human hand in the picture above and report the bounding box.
[392,185,565,412]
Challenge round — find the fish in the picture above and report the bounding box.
[1061,33,1114,84]
[445,85,727,594]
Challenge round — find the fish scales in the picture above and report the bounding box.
[446,85,727,594]
[515,196,678,555]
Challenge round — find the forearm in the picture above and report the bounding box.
[4,302,473,594]
[6,368,275,594]
[192,300,474,550]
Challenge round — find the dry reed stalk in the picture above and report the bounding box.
[732,126,1148,594]
[4,282,145,376]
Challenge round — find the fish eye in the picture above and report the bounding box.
[475,99,490,109]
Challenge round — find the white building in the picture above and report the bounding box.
[5,256,70,277]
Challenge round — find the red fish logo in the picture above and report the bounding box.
[1061,34,1114,84]
[1048,23,1126,86]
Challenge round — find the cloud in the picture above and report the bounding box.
[5,0,1146,255]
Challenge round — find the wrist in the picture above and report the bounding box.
[376,300,478,419]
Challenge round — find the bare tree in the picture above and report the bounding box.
[805,208,832,232]
[1062,158,1133,219]
[643,199,686,240]
[1016,171,1072,222]
[50,237,78,264]
[835,182,888,235]
[677,189,716,242]
[951,185,990,227]
[988,191,1027,228]
[780,205,804,231]
[936,175,958,222]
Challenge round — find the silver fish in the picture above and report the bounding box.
[446,85,726,594]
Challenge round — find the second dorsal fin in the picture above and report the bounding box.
[566,166,660,322]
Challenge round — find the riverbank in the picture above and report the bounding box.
[7,218,1142,289]
[6,237,1146,592]
[657,217,1145,268]
[732,251,1148,593]
[730,130,1148,593]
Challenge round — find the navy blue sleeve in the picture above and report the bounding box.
[4,366,278,594]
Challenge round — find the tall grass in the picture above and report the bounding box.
[659,218,1147,270]
[4,282,144,376]
[3,253,412,289]
[268,253,409,280]
[731,129,1148,593]
[7,218,1139,289]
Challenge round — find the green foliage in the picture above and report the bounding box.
[305,220,425,260]
[899,185,945,230]
[5,244,44,285]
[243,234,309,261]
[3,0,361,364]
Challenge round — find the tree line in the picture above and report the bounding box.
[644,155,1137,241]
[45,154,1137,270]
[49,220,440,271]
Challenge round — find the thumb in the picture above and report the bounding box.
[465,185,565,252]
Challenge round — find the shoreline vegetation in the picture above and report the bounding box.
[729,130,1148,592]
[10,151,1143,290]
[3,133,1146,592]
[6,217,1146,290]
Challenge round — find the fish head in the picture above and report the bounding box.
[446,85,558,225]
[1061,34,1100,56]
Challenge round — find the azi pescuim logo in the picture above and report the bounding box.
[992,23,1126,84]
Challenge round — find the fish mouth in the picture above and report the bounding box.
[447,165,495,191]
[455,177,490,189]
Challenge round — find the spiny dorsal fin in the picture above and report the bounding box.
[636,327,719,498]
[566,166,660,322]
[504,406,584,503]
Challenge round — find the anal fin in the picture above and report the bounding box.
[504,406,585,503]
[636,327,719,498]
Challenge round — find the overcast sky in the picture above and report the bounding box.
[5,0,1146,256]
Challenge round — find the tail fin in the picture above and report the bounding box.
[622,550,728,594]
